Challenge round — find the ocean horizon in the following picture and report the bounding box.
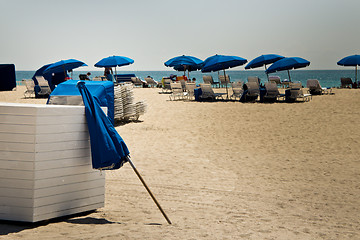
[15,69,358,88]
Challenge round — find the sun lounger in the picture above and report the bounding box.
[35,76,51,96]
[268,76,282,87]
[169,82,184,100]
[22,79,35,98]
[161,78,172,93]
[199,83,225,100]
[131,77,145,87]
[286,82,312,102]
[202,75,219,88]
[243,81,260,102]
[340,77,352,88]
[144,77,158,87]
[219,75,230,88]
[230,81,244,101]
[185,82,196,99]
[247,76,260,85]
[263,82,282,102]
[307,79,331,95]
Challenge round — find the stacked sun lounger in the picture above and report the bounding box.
[114,83,146,121]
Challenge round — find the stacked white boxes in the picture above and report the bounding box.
[0,102,105,222]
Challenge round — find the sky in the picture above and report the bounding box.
[0,0,359,71]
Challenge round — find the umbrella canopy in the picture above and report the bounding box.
[337,54,360,82]
[95,55,134,68]
[266,57,310,81]
[43,59,87,76]
[95,55,134,82]
[77,81,129,170]
[201,54,247,99]
[164,55,203,79]
[245,54,284,69]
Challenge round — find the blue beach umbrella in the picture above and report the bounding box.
[77,81,129,170]
[266,57,310,82]
[164,55,203,79]
[201,54,247,99]
[95,55,134,82]
[337,54,360,82]
[245,54,285,80]
[43,59,87,78]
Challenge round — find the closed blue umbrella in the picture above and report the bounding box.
[43,59,87,78]
[77,81,129,170]
[164,55,203,79]
[77,81,171,224]
[337,54,360,82]
[95,55,134,82]
[201,54,247,99]
[266,57,310,81]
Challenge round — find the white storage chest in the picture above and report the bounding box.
[0,102,105,222]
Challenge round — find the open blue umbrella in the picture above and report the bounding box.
[77,81,129,170]
[95,55,134,82]
[245,54,285,80]
[201,54,247,99]
[43,59,87,78]
[337,54,360,82]
[266,57,310,82]
[164,55,203,79]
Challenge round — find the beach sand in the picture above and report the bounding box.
[0,86,359,239]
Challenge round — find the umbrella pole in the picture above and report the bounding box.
[223,69,228,99]
[356,65,358,83]
[287,70,291,82]
[127,157,172,224]
[265,65,269,81]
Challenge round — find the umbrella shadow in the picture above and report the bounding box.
[65,217,120,225]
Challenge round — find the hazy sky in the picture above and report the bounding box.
[1,0,359,71]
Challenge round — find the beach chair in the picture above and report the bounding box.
[202,75,219,88]
[144,77,158,87]
[307,79,331,95]
[22,79,35,98]
[230,81,244,101]
[131,77,144,87]
[247,76,261,85]
[268,76,281,87]
[199,83,225,100]
[340,77,352,88]
[185,82,196,100]
[161,78,172,93]
[243,81,260,102]
[178,79,186,92]
[169,82,184,100]
[286,82,312,102]
[263,82,282,102]
[35,76,52,96]
[219,75,230,88]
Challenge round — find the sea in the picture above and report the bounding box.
[15,69,358,88]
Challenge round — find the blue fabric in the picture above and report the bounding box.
[43,59,87,74]
[77,81,129,170]
[266,57,310,74]
[245,54,284,69]
[49,80,115,123]
[32,64,67,91]
[201,54,247,73]
[95,56,134,68]
[194,88,202,101]
[164,55,203,69]
[337,55,360,66]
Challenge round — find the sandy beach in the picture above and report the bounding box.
[0,86,359,239]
